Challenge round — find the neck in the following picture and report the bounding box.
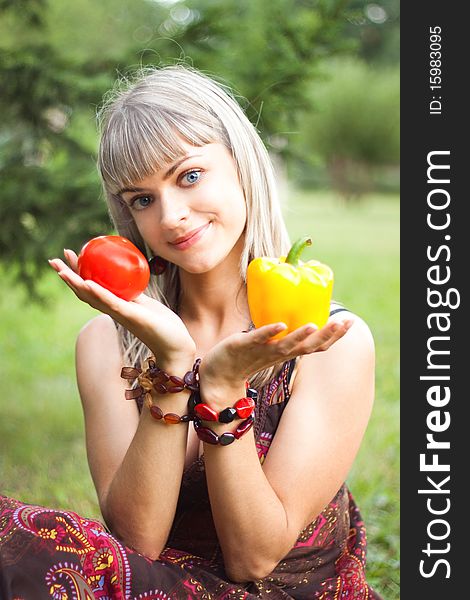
[177,247,251,338]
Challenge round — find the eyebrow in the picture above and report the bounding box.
[117,154,203,195]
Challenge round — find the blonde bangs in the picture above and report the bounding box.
[98,104,222,194]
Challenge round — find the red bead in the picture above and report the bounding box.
[234,397,255,419]
[194,403,219,421]
[234,415,255,439]
[150,405,163,420]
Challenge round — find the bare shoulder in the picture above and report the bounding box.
[262,311,376,531]
[75,315,124,404]
[75,315,140,506]
[296,309,374,382]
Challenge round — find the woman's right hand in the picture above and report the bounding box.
[49,250,196,366]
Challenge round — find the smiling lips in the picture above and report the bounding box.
[169,222,211,250]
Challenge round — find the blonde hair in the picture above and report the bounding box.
[97,65,291,387]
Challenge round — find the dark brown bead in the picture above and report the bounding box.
[154,383,168,394]
[147,366,159,379]
[188,392,201,411]
[125,387,143,400]
[184,371,196,386]
[121,367,141,379]
[150,405,163,420]
[164,413,181,424]
[180,414,192,422]
[168,385,185,393]
[154,371,170,384]
[219,432,236,446]
[196,426,219,444]
[169,375,185,386]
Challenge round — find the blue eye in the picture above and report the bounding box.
[182,170,201,185]
[131,195,152,210]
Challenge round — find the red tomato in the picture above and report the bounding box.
[77,235,150,301]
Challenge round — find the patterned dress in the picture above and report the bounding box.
[0,356,383,599]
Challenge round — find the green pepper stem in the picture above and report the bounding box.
[285,236,312,265]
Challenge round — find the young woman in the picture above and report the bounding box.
[0,65,381,599]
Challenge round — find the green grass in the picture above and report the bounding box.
[0,190,399,598]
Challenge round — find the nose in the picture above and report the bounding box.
[159,190,190,231]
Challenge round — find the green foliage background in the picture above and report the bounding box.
[0,0,399,597]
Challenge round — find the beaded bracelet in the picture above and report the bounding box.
[193,414,255,445]
[142,393,193,424]
[188,387,258,423]
[121,357,201,400]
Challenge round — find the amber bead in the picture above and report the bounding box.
[163,413,181,424]
[234,397,255,419]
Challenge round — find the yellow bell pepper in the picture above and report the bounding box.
[247,236,334,338]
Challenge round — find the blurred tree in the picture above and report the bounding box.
[293,58,399,201]
[0,0,358,294]
[0,0,169,295]
[151,0,354,149]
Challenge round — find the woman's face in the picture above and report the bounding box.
[119,142,247,275]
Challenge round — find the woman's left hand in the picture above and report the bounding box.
[200,320,352,402]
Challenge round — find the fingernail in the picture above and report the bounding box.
[305,323,317,334]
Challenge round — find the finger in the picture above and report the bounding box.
[308,319,353,352]
[63,248,79,273]
[49,258,74,275]
[57,271,80,294]
[48,258,62,273]
[251,322,288,343]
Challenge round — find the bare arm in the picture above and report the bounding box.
[199,314,375,581]
[50,253,196,558]
[76,315,195,558]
